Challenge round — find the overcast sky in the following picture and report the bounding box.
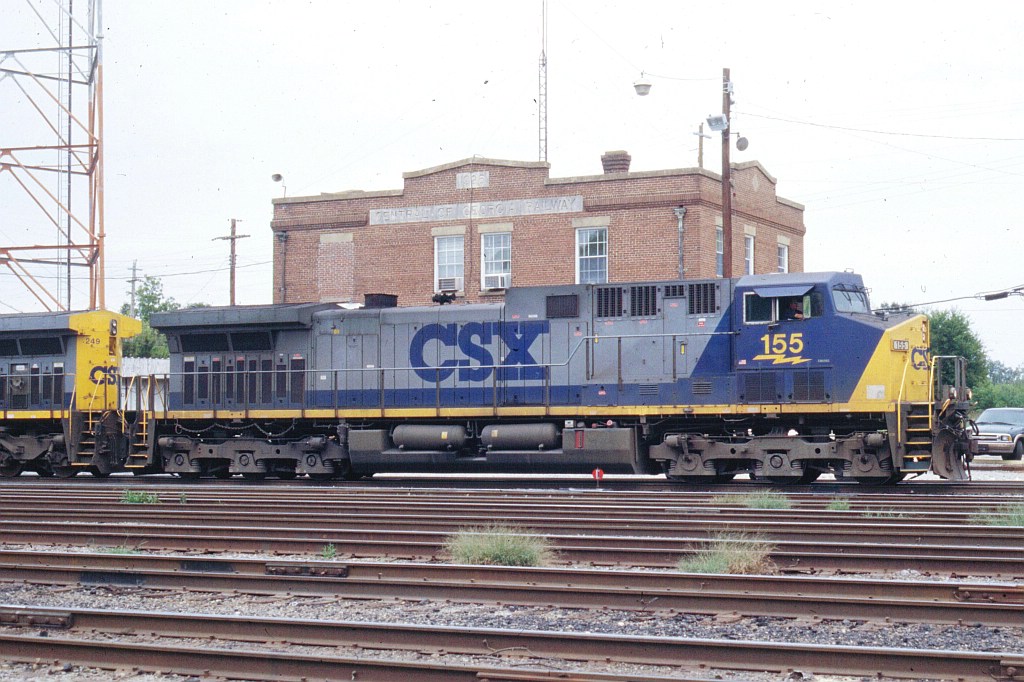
[3,1,1023,367]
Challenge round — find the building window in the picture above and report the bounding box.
[744,235,755,275]
[777,243,789,273]
[481,232,511,289]
[434,235,464,291]
[576,227,607,284]
[715,226,724,277]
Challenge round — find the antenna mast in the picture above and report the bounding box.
[0,0,106,312]
[537,0,548,162]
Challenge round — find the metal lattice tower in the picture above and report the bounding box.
[537,0,548,162]
[0,0,106,312]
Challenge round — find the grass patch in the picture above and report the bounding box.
[976,503,1024,527]
[121,490,160,505]
[445,524,552,567]
[677,532,777,575]
[712,491,791,510]
[826,498,851,511]
[320,543,337,560]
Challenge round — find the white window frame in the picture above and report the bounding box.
[434,235,464,292]
[715,226,724,278]
[576,226,608,284]
[777,243,789,273]
[480,232,511,290]
[744,234,755,275]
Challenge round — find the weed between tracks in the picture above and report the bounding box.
[711,491,792,510]
[120,490,160,504]
[677,532,777,575]
[445,524,553,567]
[976,503,1024,527]
[826,498,852,511]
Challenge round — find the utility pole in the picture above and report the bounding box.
[128,260,140,318]
[213,219,250,306]
[720,67,733,279]
[693,122,711,169]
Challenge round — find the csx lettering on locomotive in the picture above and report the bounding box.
[409,321,550,381]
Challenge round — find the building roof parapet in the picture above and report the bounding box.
[546,166,718,185]
[272,188,404,206]
[403,157,551,179]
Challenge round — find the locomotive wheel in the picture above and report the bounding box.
[308,472,335,481]
[175,472,201,481]
[0,460,23,478]
[52,466,78,478]
[242,472,266,480]
[88,467,111,478]
[798,469,822,483]
[276,469,298,480]
[1004,441,1024,461]
[213,468,232,479]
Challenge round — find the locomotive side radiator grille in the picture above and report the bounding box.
[742,372,779,403]
[793,369,827,402]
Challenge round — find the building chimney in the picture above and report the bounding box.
[600,150,631,174]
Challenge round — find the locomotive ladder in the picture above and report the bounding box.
[125,375,153,470]
[903,402,935,467]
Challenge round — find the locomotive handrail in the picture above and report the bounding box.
[146,329,740,413]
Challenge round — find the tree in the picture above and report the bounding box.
[989,360,1024,385]
[120,275,187,358]
[927,308,989,390]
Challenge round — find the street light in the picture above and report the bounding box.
[271,173,287,198]
[635,68,741,277]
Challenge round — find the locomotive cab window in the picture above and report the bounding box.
[832,284,871,314]
[744,287,823,324]
[743,292,775,324]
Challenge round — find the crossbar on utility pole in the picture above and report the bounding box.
[213,218,250,306]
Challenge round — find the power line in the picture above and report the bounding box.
[738,110,1024,141]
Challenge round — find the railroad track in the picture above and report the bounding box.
[1,605,1021,681]
[2,481,1022,680]
[2,549,1023,626]
[2,519,1023,576]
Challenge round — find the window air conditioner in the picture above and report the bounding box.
[484,273,510,290]
[437,276,463,292]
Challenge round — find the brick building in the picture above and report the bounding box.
[269,151,805,306]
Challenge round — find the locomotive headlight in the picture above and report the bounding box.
[947,387,957,399]
[966,388,973,400]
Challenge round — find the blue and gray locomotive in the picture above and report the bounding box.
[140,271,974,484]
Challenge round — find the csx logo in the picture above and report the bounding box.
[89,365,119,385]
[410,321,549,382]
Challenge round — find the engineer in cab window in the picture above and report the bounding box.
[781,298,804,321]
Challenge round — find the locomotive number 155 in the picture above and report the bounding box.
[760,332,805,355]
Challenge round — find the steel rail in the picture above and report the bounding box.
[3,548,1021,601]
[1,605,1021,681]
[1,524,1023,576]
[1,551,1023,626]
[2,489,1022,516]
[0,632,696,682]
[3,518,1022,557]
[2,506,1022,548]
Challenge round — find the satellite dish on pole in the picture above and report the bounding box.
[736,136,749,151]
